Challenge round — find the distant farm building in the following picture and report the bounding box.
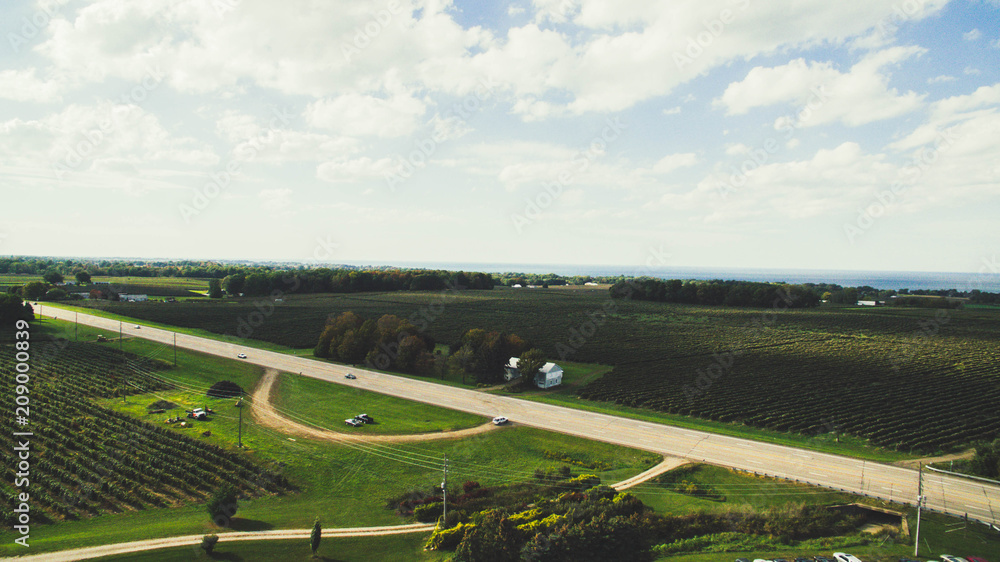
[857,300,881,306]
[504,357,563,389]
[120,294,148,302]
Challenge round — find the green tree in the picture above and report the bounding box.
[75,271,92,284]
[43,288,68,301]
[22,281,49,301]
[222,273,246,296]
[310,518,322,556]
[208,278,223,299]
[515,348,546,387]
[42,269,64,284]
[0,294,33,324]
[454,509,522,562]
[200,534,219,555]
[206,484,239,526]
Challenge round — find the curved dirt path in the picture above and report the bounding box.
[12,523,435,562]
[892,448,976,470]
[611,456,689,490]
[250,369,499,443]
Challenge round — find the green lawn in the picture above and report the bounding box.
[271,371,487,435]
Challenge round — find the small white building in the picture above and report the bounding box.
[119,294,148,302]
[503,357,563,389]
[857,300,879,306]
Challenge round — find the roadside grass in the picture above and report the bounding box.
[270,370,488,435]
[632,464,855,515]
[91,533,445,561]
[514,390,911,463]
[35,302,299,355]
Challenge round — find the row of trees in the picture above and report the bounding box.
[314,312,437,375]
[214,269,494,298]
[610,278,821,308]
[313,312,536,384]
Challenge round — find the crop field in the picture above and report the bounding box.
[0,275,205,297]
[0,343,289,527]
[62,289,1000,453]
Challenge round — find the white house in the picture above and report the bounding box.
[503,357,563,389]
[119,294,148,302]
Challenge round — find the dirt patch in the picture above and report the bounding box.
[249,369,499,444]
[892,449,976,470]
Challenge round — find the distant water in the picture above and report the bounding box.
[338,261,1000,292]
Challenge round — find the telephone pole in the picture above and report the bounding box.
[235,398,244,448]
[173,332,177,366]
[914,463,923,557]
[441,455,449,528]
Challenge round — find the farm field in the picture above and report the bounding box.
[62,288,1000,455]
[0,328,661,558]
[0,342,291,530]
[1,274,207,297]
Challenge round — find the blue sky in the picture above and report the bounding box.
[1,0,998,273]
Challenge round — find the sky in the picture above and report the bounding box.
[0,0,998,273]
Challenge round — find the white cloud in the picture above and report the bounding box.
[964,66,981,75]
[258,188,292,210]
[927,75,956,84]
[0,103,216,173]
[0,69,68,103]
[316,156,398,183]
[651,153,698,174]
[662,106,681,115]
[963,28,981,41]
[305,93,426,138]
[717,47,926,127]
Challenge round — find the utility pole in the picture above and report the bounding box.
[173,332,177,366]
[441,455,449,528]
[914,463,923,557]
[235,398,244,448]
[120,320,126,403]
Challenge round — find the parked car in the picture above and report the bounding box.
[345,373,356,379]
[965,557,990,562]
[188,408,207,420]
[237,353,247,359]
[134,325,141,329]
[344,418,363,427]
[492,416,509,425]
[753,559,774,562]
[356,414,374,423]
[833,554,863,562]
[940,557,969,562]
[735,558,751,562]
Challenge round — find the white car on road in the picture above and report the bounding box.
[492,416,509,425]
[237,353,247,359]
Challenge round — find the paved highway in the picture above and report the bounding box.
[37,306,1000,528]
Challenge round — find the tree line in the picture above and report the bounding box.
[314,311,536,384]
[609,278,821,308]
